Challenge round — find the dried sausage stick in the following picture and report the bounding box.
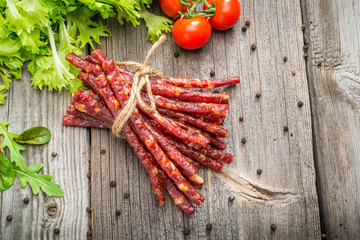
[154,95,229,116]
[157,108,229,138]
[152,76,240,89]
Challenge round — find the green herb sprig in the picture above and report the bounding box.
[0,122,63,196]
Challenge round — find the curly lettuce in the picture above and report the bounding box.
[0,0,172,104]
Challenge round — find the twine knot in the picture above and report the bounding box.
[111,35,166,137]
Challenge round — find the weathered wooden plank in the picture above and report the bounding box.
[90,0,320,239]
[302,0,360,238]
[0,69,90,238]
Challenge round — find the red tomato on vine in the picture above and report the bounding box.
[172,15,212,50]
[160,0,194,18]
[204,0,241,30]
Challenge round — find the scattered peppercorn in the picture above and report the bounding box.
[304,54,308,60]
[292,71,296,76]
[124,193,130,199]
[239,116,244,122]
[87,173,91,179]
[257,169,263,175]
[100,149,106,154]
[283,56,288,62]
[51,152,58,157]
[255,92,261,98]
[321,233,327,239]
[271,224,277,231]
[23,197,30,204]
[245,20,251,26]
[87,231,92,237]
[110,181,116,187]
[241,26,247,32]
[210,70,215,77]
[251,44,257,51]
[241,137,246,144]
[298,101,304,108]
[54,228,60,235]
[115,209,121,216]
[6,215,12,222]
[317,62,322,67]
[86,206,92,213]
[229,196,235,202]
[182,228,190,235]
[283,126,289,132]
[290,133,293,137]
[174,51,180,58]
[206,223,213,231]
[301,24,306,30]
[87,157,91,162]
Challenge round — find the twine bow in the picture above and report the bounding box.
[111,35,166,137]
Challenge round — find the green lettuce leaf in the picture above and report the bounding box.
[141,6,172,43]
[66,8,110,49]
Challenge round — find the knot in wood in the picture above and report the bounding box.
[46,203,59,217]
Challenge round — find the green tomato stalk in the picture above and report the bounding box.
[177,0,216,19]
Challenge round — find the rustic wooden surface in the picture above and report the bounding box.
[0,70,90,238]
[302,0,360,239]
[2,0,360,239]
[90,0,320,239]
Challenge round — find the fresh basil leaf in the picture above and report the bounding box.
[14,127,51,145]
[0,152,15,191]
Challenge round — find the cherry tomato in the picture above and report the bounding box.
[159,0,193,18]
[172,16,212,50]
[204,0,241,30]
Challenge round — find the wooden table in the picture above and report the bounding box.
[1,0,359,239]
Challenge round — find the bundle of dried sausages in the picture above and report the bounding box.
[63,50,240,215]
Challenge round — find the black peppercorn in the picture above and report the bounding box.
[54,229,60,234]
[241,137,246,144]
[206,223,213,231]
[124,193,130,199]
[115,209,121,216]
[210,70,215,77]
[23,197,30,204]
[283,126,289,132]
[251,44,257,51]
[271,224,277,231]
[174,52,180,58]
[242,26,247,32]
[182,228,190,235]
[283,56,288,62]
[298,101,304,108]
[257,169,262,175]
[110,181,116,187]
[245,20,251,26]
[6,215,12,222]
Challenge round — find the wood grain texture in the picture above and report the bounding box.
[90,1,321,239]
[302,0,360,238]
[0,69,90,239]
